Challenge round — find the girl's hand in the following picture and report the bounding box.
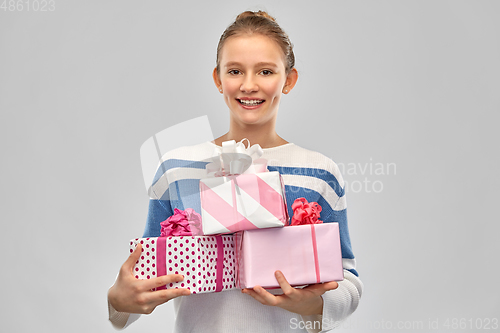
[108,243,191,314]
[241,270,338,316]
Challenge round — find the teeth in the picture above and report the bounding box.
[239,99,263,106]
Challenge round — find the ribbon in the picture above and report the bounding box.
[206,139,267,177]
[155,236,225,292]
[156,237,167,290]
[310,225,321,283]
[215,236,224,292]
[291,198,323,283]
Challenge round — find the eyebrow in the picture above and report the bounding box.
[223,61,279,69]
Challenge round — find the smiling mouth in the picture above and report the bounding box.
[237,99,265,106]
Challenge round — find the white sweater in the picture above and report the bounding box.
[109,142,363,332]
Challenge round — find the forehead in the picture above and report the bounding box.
[220,34,286,69]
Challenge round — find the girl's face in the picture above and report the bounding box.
[213,34,297,127]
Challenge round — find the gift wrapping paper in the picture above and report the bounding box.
[234,223,344,289]
[130,235,235,294]
[199,171,288,235]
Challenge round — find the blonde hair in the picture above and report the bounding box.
[216,10,295,75]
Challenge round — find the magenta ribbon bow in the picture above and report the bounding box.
[160,208,202,237]
[290,198,323,226]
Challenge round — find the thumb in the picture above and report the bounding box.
[124,243,142,272]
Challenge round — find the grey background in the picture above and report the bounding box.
[1,0,499,332]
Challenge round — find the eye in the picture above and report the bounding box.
[228,69,241,75]
[260,70,273,76]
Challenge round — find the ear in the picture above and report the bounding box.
[213,67,222,92]
[283,68,298,94]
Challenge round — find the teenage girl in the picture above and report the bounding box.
[108,10,363,332]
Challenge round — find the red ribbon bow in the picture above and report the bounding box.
[290,198,323,226]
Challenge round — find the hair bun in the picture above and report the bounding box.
[236,10,276,22]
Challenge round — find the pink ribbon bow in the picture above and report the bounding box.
[290,198,323,226]
[160,208,202,237]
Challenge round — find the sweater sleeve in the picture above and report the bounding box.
[108,301,141,330]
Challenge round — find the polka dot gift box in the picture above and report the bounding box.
[130,235,236,294]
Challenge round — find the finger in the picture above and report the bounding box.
[251,285,281,306]
[139,287,191,311]
[123,243,142,273]
[323,281,339,291]
[154,287,191,304]
[242,288,270,305]
[274,271,295,297]
[142,274,186,291]
[304,281,339,294]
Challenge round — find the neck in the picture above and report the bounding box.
[214,121,287,149]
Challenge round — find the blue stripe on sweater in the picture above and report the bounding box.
[166,179,202,213]
[347,268,359,277]
[151,159,209,186]
[143,199,172,237]
[268,166,345,198]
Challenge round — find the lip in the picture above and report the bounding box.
[237,97,264,100]
[236,98,265,110]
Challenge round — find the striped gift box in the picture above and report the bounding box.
[199,171,289,235]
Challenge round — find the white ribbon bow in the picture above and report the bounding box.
[206,139,266,176]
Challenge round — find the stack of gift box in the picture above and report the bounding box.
[130,140,344,294]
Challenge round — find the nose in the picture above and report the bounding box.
[240,74,258,93]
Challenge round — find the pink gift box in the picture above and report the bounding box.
[199,171,289,235]
[234,223,344,289]
[130,235,235,294]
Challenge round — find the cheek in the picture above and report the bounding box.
[224,94,233,106]
[222,81,239,96]
[263,84,283,103]
[262,79,284,96]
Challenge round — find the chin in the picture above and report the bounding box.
[235,116,262,126]
[239,115,275,127]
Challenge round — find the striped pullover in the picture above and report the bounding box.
[109,141,363,332]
